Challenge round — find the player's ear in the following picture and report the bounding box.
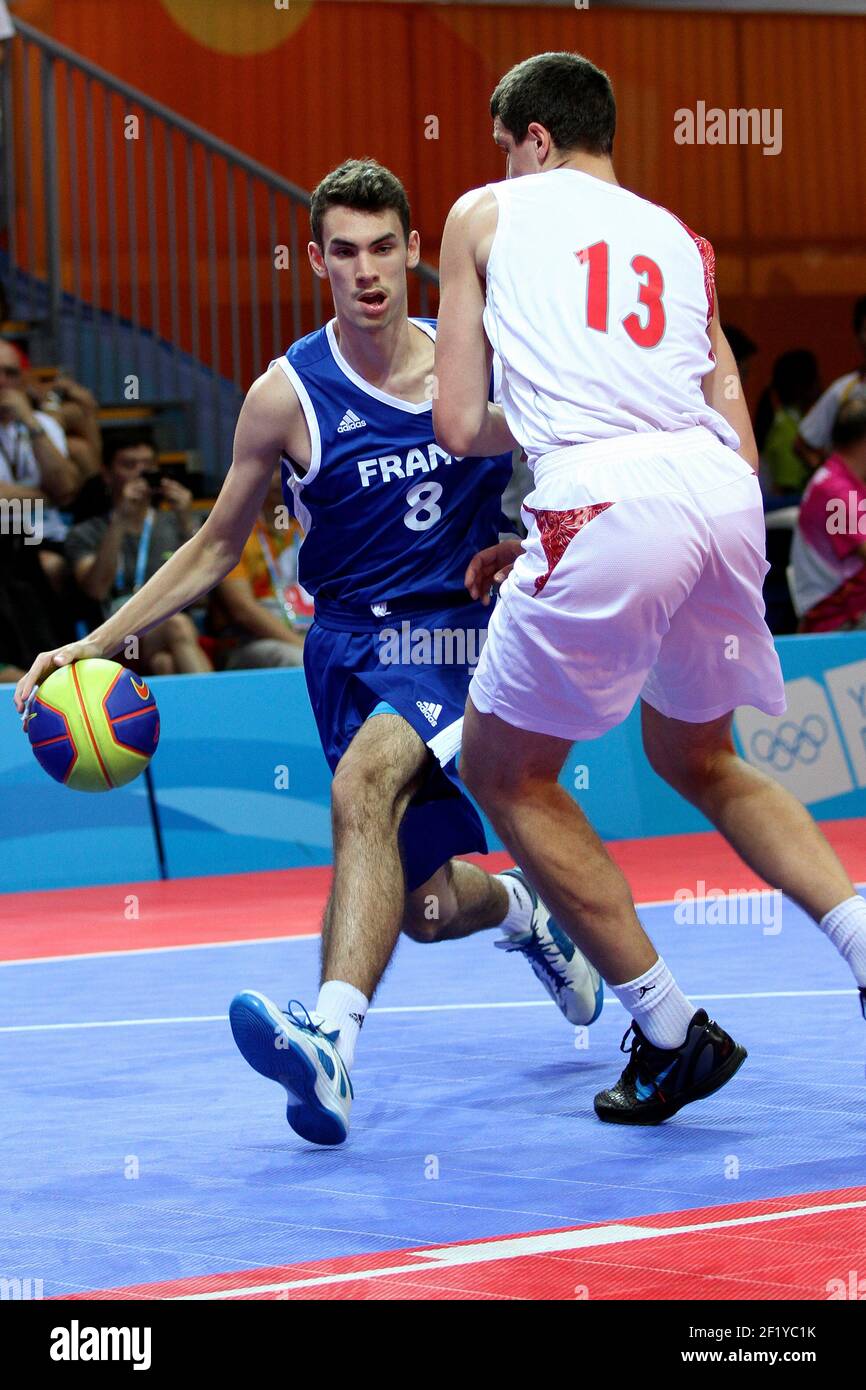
[405,229,421,271]
[308,240,329,280]
[527,121,552,168]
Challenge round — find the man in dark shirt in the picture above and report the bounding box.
[64,434,212,675]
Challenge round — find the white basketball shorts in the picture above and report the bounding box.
[469,426,787,740]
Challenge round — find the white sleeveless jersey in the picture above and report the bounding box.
[482,169,740,466]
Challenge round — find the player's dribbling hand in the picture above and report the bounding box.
[464,539,524,605]
[13,639,105,716]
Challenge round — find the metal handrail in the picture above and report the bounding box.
[1,19,440,482]
[11,19,314,202]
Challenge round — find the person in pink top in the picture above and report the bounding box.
[792,398,866,632]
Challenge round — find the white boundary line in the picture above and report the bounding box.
[0,931,320,968]
[0,988,859,1035]
[2,885,862,969]
[172,1196,866,1299]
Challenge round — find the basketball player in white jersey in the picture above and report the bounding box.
[433,52,866,1123]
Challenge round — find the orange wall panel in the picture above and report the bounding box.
[7,1,862,397]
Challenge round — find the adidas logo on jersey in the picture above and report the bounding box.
[416,700,442,727]
[337,409,366,434]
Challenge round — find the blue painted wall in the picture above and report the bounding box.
[2,632,865,894]
[0,712,161,892]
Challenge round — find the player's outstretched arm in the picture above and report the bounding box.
[12,367,296,713]
[433,190,517,459]
[702,305,759,471]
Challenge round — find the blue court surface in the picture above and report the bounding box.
[2,891,865,1300]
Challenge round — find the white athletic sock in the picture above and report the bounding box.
[819,896,866,987]
[611,955,695,1050]
[496,872,536,937]
[312,979,368,1072]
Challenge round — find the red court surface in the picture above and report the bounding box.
[57,1189,866,1301]
[3,819,865,962]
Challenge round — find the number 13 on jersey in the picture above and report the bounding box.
[575,241,666,349]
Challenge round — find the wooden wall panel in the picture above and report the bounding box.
[7,0,862,396]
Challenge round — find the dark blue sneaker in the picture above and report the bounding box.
[229,991,353,1146]
[594,1009,747,1125]
[495,868,604,1026]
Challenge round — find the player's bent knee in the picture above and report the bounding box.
[402,867,458,942]
[462,753,548,814]
[401,916,444,944]
[331,757,411,831]
[460,743,511,800]
[644,730,738,798]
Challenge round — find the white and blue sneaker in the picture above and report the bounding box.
[495,868,605,1027]
[229,991,353,1146]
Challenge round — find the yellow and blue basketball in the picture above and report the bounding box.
[26,658,160,792]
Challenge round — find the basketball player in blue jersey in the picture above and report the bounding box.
[15,159,602,1146]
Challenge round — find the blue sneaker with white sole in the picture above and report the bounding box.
[229,991,353,1146]
[494,868,605,1027]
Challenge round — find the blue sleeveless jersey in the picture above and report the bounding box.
[276,318,513,614]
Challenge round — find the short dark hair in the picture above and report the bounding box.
[103,429,156,468]
[831,397,866,450]
[310,159,410,250]
[490,52,616,156]
[852,295,866,336]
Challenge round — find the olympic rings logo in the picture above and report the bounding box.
[750,715,829,771]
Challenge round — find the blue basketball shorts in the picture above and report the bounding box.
[302,598,492,891]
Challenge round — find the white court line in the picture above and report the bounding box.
[0,932,321,969]
[173,1196,866,1299]
[0,988,859,1035]
[3,884,863,969]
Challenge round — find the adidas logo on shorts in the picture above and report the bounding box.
[337,409,366,434]
[416,700,442,727]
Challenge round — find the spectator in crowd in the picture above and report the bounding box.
[755,349,821,498]
[0,344,80,682]
[207,467,306,669]
[0,340,78,513]
[64,432,213,675]
[722,323,758,386]
[27,368,102,481]
[791,397,866,632]
[0,341,86,592]
[796,294,866,470]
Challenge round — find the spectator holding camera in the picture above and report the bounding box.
[64,432,212,674]
[0,341,80,681]
[0,340,78,512]
[28,368,102,481]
